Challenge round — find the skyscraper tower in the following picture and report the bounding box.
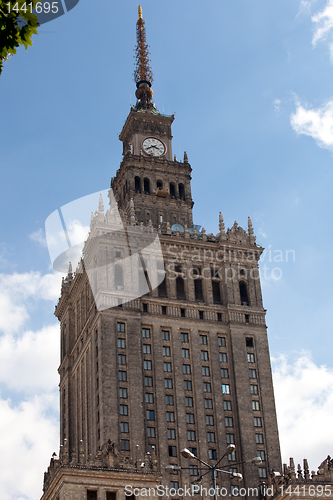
[41,7,281,500]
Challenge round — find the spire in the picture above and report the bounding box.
[134,6,155,110]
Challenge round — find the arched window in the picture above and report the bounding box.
[176,277,186,300]
[239,281,249,305]
[158,278,167,298]
[212,281,222,304]
[170,182,176,198]
[194,279,203,301]
[157,179,163,189]
[144,178,150,194]
[135,176,141,193]
[179,183,185,201]
[115,265,124,289]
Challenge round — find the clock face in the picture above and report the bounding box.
[142,137,166,157]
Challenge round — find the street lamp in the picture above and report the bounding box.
[165,445,262,500]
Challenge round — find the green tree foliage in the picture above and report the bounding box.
[0,1,39,74]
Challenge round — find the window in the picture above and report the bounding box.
[224,401,232,411]
[254,417,262,427]
[252,400,260,411]
[115,265,124,288]
[256,433,264,444]
[226,434,235,444]
[181,308,186,317]
[187,430,196,441]
[147,427,155,438]
[185,397,193,407]
[119,388,127,398]
[201,351,209,361]
[258,467,267,478]
[135,176,141,193]
[184,380,192,391]
[144,360,152,370]
[117,322,125,332]
[249,369,257,379]
[183,364,191,374]
[120,404,128,415]
[247,353,255,363]
[212,281,222,304]
[200,334,208,345]
[250,384,258,395]
[228,451,236,461]
[121,439,130,451]
[165,378,173,389]
[106,493,116,500]
[120,422,129,433]
[207,432,215,442]
[239,281,250,305]
[170,481,179,490]
[217,313,222,322]
[190,465,198,476]
[145,376,153,387]
[182,348,190,358]
[143,344,151,354]
[218,337,226,347]
[146,393,154,404]
[166,395,174,405]
[142,303,148,313]
[222,384,230,394]
[257,450,265,460]
[208,449,217,460]
[119,371,127,381]
[164,362,172,372]
[159,284,168,300]
[221,368,229,378]
[202,366,210,376]
[176,277,186,299]
[230,468,238,475]
[199,310,204,320]
[219,352,227,363]
[203,382,212,392]
[169,463,179,475]
[87,491,98,500]
[118,338,126,349]
[206,415,214,426]
[163,346,171,356]
[190,448,197,457]
[144,177,150,194]
[194,279,204,301]
[166,411,175,422]
[225,417,234,427]
[167,428,176,439]
[168,446,177,457]
[246,337,254,347]
[179,183,185,200]
[146,410,155,421]
[205,399,213,409]
[186,413,195,424]
[118,354,126,365]
[181,333,189,343]
[142,328,150,338]
[162,330,170,341]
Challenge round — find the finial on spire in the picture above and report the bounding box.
[138,5,142,19]
[134,6,155,110]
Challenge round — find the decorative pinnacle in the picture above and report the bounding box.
[138,5,142,19]
[134,6,154,109]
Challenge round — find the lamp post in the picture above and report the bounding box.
[165,445,262,500]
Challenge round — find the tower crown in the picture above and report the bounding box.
[134,6,154,110]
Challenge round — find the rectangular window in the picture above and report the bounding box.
[147,427,155,438]
[206,415,214,426]
[190,448,197,457]
[87,491,98,500]
[169,463,178,475]
[225,417,234,427]
[187,430,196,441]
[190,465,199,476]
[142,328,151,338]
[212,281,222,303]
[249,369,257,379]
[182,348,190,358]
[117,322,125,332]
[207,432,215,443]
[226,434,235,444]
[228,451,236,461]
[258,467,267,478]
[165,378,173,389]
[185,397,194,407]
[257,450,265,460]
[254,417,262,427]
[144,360,152,370]
[252,400,260,411]
[250,384,258,395]
[163,346,171,356]
[167,428,176,439]
[224,401,232,411]
[200,334,208,345]
[181,333,189,343]
[168,446,177,457]
[219,352,227,363]
[170,481,179,490]
[202,366,210,376]
[119,370,127,382]
[143,344,151,354]
[162,330,170,341]
[120,404,128,415]
[166,411,175,422]
[218,337,226,347]
[145,393,154,404]
[195,280,204,301]
[162,306,167,315]
[247,353,255,363]
[120,439,130,451]
[166,395,174,405]
[120,422,129,433]
[217,312,222,322]
[145,376,153,387]
[119,387,127,398]
[164,362,172,372]
[181,308,186,318]
[118,354,126,365]
[246,337,254,347]
[118,338,126,349]
[199,310,204,320]
[184,380,192,391]
[221,368,229,378]
[146,410,155,421]
[208,449,217,460]
[201,350,209,361]
[230,468,237,475]
[205,399,213,409]
[203,382,212,393]
[186,413,195,424]
[183,364,191,374]
[256,433,264,444]
[222,384,230,394]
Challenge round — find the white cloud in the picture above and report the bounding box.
[273,98,281,113]
[29,228,47,248]
[290,98,333,150]
[312,0,333,59]
[272,352,333,469]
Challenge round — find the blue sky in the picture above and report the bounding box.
[1,1,333,498]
